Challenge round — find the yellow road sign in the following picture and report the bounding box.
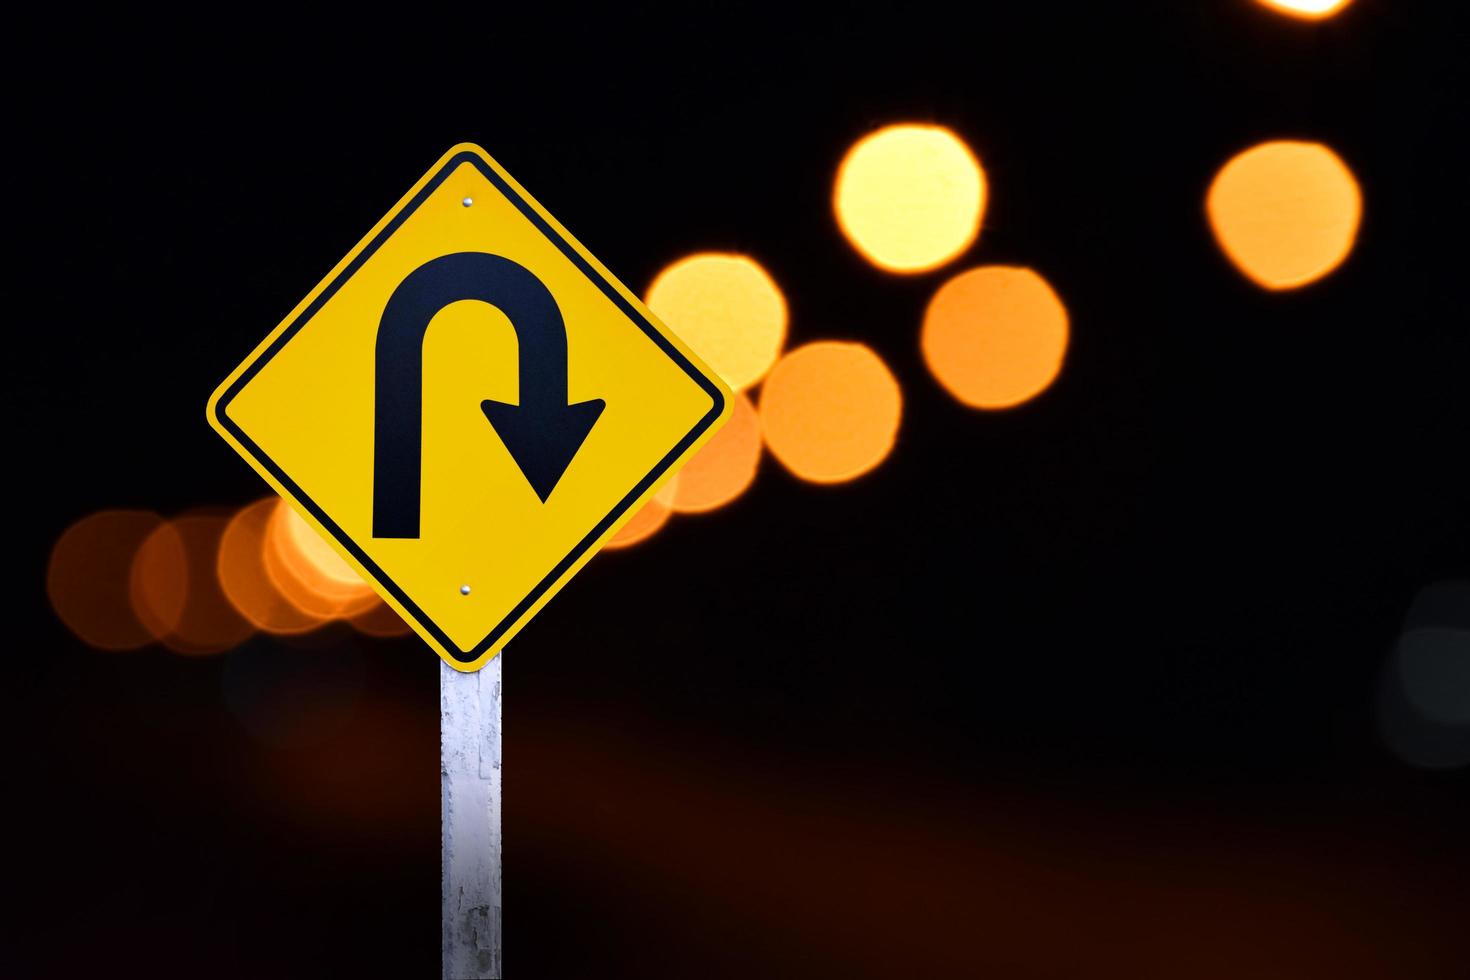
[208,144,731,670]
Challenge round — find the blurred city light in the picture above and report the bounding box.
[44,102,1392,660]
[1257,0,1354,20]
[605,477,679,550]
[348,599,414,638]
[47,510,168,651]
[128,518,188,642]
[279,502,374,594]
[263,500,377,619]
[834,124,986,274]
[645,253,787,390]
[1377,582,1470,769]
[921,265,1069,409]
[758,341,901,483]
[218,497,328,635]
[1396,630,1470,727]
[133,513,254,655]
[670,391,762,513]
[261,517,348,620]
[1394,582,1470,727]
[1207,140,1361,290]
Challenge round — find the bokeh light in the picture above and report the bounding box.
[50,497,418,651]
[834,124,986,274]
[262,512,343,619]
[1394,581,1470,728]
[1395,630,1470,727]
[128,520,188,642]
[264,501,377,619]
[1378,647,1470,771]
[348,599,414,638]
[671,391,762,513]
[218,498,327,635]
[1206,140,1362,290]
[759,342,902,483]
[1257,0,1353,20]
[132,513,254,655]
[921,266,1069,409]
[48,510,167,650]
[1377,582,1470,770]
[604,477,679,550]
[280,503,373,593]
[645,253,787,390]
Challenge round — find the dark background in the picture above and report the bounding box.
[7,2,1468,977]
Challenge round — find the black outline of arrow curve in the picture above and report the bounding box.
[372,251,605,538]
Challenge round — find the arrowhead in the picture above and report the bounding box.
[480,397,606,502]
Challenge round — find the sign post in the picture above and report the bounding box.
[207,143,731,974]
[441,656,502,979]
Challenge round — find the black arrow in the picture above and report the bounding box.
[373,251,605,539]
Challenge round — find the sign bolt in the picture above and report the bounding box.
[461,197,474,208]
[460,584,472,596]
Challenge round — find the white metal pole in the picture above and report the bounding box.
[441,654,503,979]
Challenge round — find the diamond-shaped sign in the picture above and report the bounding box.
[208,144,730,670]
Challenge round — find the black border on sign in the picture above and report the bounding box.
[212,151,725,663]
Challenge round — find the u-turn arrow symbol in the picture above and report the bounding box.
[372,251,605,539]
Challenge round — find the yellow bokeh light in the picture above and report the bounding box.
[671,391,762,513]
[279,502,370,590]
[604,476,680,550]
[1257,0,1353,19]
[645,253,787,390]
[1206,140,1362,290]
[264,501,377,618]
[922,266,1069,409]
[834,124,986,274]
[759,341,902,484]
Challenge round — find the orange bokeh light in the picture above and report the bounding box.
[348,599,414,638]
[1206,140,1362,290]
[48,510,167,651]
[921,266,1069,409]
[218,498,328,635]
[759,342,902,483]
[645,253,788,390]
[1257,0,1353,19]
[280,503,373,591]
[132,513,255,655]
[129,520,188,642]
[280,505,373,590]
[670,391,762,513]
[834,124,986,274]
[604,477,679,550]
[263,500,377,619]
